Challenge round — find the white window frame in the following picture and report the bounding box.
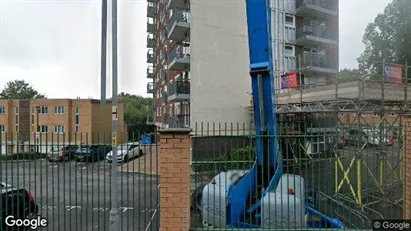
[38,125,48,133]
[0,106,5,114]
[54,125,65,134]
[284,44,295,56]
[55,106,65,114]
[312,136,326,153]
[38,106,48,114]
[284,14,295,28]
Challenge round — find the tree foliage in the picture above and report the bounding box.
[338,68,362,80]
[357,0,411,79]
[117,92,154,140]
[0,80,46,99]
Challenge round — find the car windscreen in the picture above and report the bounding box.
[50,146,63,152]
[118,145,129,150]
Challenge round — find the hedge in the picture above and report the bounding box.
[192,146,256,173]
[0,152,47,161]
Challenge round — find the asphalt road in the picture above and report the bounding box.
[1,159,159,231]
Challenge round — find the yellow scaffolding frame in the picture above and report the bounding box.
[334,114,404,210]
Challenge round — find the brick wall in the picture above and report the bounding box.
[404,119,411,219]
[159,128,191,231]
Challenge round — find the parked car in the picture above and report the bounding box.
[106,142,143,163]
[1,182,39,229]
[46,144,79,162]
[74,144,112,162]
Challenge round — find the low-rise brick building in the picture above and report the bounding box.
[0,98,126,154]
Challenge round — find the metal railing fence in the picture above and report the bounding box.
[0,132,159,231]
[190,113,407,229]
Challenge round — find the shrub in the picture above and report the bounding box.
[0,152,47,161]
[192,146,256,173]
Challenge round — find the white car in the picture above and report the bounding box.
[106,143,142,162]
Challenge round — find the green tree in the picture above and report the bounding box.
[0,80,46,99]
[117,92,154,140]
[338,68,362,80]
[357,0,411,79]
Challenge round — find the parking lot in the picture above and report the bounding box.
[1,157,159,231]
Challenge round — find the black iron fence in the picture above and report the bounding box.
[0,132,159,231]
[190,114,407,230]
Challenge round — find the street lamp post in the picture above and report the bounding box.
[108,0,120,230]
[35,106,40,153]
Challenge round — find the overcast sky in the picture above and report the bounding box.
[0,0,392,99]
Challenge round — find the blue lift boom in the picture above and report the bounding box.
[200,0,345,228]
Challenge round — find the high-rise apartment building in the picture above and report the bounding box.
[146,0,339,128]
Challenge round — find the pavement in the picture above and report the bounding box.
[119,145,159,175]
[0,158,159,231]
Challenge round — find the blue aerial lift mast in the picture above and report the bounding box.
[200,0,345,228]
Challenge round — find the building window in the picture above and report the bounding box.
[284,44,295,56]
[15,115,19,124]
[37,125,48,133]
[54,125,65,134]
[0,125,4,133]
[312,136,325,153]
[0,106,5,114]
[31,115,34,125]
[38,106,48,114]
[15,107,19,114]
[15,125,19,132]
[75,125,79,133]
[55,106,65,114]
[285,15,295,28]
[75,106,79,114]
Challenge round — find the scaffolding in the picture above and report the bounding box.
[274,67,410,228]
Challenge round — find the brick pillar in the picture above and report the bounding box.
[159,128,191,231]
[404,119,411,219]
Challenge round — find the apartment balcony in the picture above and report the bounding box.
[146,114,155,125]
[167,9,190,41]
[295,0,338,19]
[147,19,156,33]
[147,2,156,18]
[168,45,190,71]
[162,94,167,105]
[147,34,156,48]
[167,0,190,9]
[296,25,338,47]
[161,69,167,82]
[147,100,155,109]
[147,82,155,94]
[147,49,155,63]
[168,115,190,128]
[168,81,190,101]
[147,66,155,79]
[297,53,338,75]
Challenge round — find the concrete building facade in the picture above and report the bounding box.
[0,99,125,154]
[146,0,339,129]
[146,0,251,130]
